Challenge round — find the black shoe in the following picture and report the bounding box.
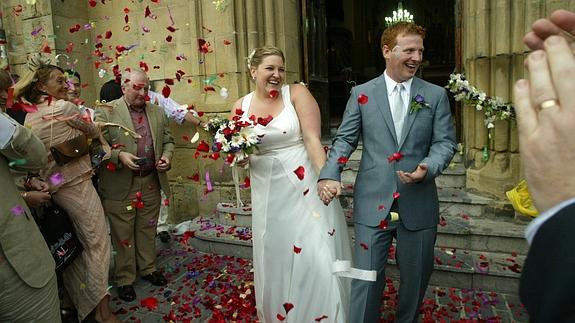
[143,271,167,286]
[117,285,136,302]
[158,231,171,243]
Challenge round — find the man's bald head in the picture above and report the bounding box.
[122,68,149,108]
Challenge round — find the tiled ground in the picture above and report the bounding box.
[109,236,529,322]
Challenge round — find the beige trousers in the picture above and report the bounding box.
[103,172,161,286]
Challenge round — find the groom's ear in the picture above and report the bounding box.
[382,45,391,60]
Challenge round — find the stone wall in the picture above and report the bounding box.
[461,0,575,198]
[0,0,302,224]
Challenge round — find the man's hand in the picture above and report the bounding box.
[514,35,575,212]
[118,151,140,170]
[157,157,171,172]
[317,179,342,206]
[524,9,575,50]
[397,163,428,184]
[26,177,49,192]
[23,191,51,207]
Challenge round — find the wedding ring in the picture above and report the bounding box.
[540,99,559,110]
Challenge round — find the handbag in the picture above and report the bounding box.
[49,133,89,166]
[30,199,83,273]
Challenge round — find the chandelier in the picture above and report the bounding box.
[384,1,414,26]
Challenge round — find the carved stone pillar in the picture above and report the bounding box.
[461,0,573,198]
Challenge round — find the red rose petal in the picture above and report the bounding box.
[360,242,369,250]
[393,192,400,199]
[293,245,302,254]
[358,93,368,105]
[257,115,273,126]
[283,302,294,314]
[378,219,388,230]
[293,166,305,180]
[106,162,116,172]
[337,156,349,165]
[197,140,210,152]
[140,297,158,311]
[277,314,286,321]
[162,85,171,98]
[315,315,329,322]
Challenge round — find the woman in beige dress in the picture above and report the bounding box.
[13,54,118,323]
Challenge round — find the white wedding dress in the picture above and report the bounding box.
[242,85,352,322]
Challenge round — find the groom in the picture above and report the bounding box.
[318,22,456,322]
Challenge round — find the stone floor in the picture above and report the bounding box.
[108,234,529,322]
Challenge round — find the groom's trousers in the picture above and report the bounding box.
[350,212,437,323]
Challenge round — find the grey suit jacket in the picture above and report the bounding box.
[94,98,175,201]
[0,112,56,288]
[319,75,456,230]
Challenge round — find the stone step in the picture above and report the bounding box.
[341,214,528,255]
[183,216,525,293]
[436,162,466,188]
[339,187,514,220]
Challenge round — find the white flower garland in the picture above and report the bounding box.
[446,73,516,129]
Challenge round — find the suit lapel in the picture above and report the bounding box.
[372,74,399,146]
[116,99,136,133]
[398,77,423,149]
[146,103,158,156]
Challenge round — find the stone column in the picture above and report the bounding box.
[461,0,573,198]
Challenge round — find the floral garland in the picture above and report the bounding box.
[445,73,515,129]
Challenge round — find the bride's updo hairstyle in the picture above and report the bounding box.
[246,46,285,71]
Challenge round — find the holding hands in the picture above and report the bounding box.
[317,179,341,206]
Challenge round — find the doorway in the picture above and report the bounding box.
[303,0,458,139]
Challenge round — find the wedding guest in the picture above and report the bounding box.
[235,46,354,322]
[0,69,61,323]
[65,69,94,121]
[318,22,456,322]
[12,54,117,323]
[98,78,204,243]
[94,68,174,302]
[515,10,575,323]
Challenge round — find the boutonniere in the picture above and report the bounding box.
[409,94,431,114]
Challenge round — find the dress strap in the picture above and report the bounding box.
[241,92,255,117]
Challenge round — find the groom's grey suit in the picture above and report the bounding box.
[319,73,456,322]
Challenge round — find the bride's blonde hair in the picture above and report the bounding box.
[12,53,64,104]
[246,46,285,70]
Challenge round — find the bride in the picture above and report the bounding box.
[233,46,352,322]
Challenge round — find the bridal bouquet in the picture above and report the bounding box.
[205,109,261,167]
[204,109,262,207]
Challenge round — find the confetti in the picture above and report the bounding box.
[358,93,369,105]
[378,219,388,230]
[8,159,27,168]
[205,170,213,192]
[49,173,64,186]
[11,205,25,216]
[141,297,159,311]
[283,302,294,314]
[293,166,305,180]
[257,115,273,126]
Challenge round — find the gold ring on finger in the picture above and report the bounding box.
[540,99,559,110]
